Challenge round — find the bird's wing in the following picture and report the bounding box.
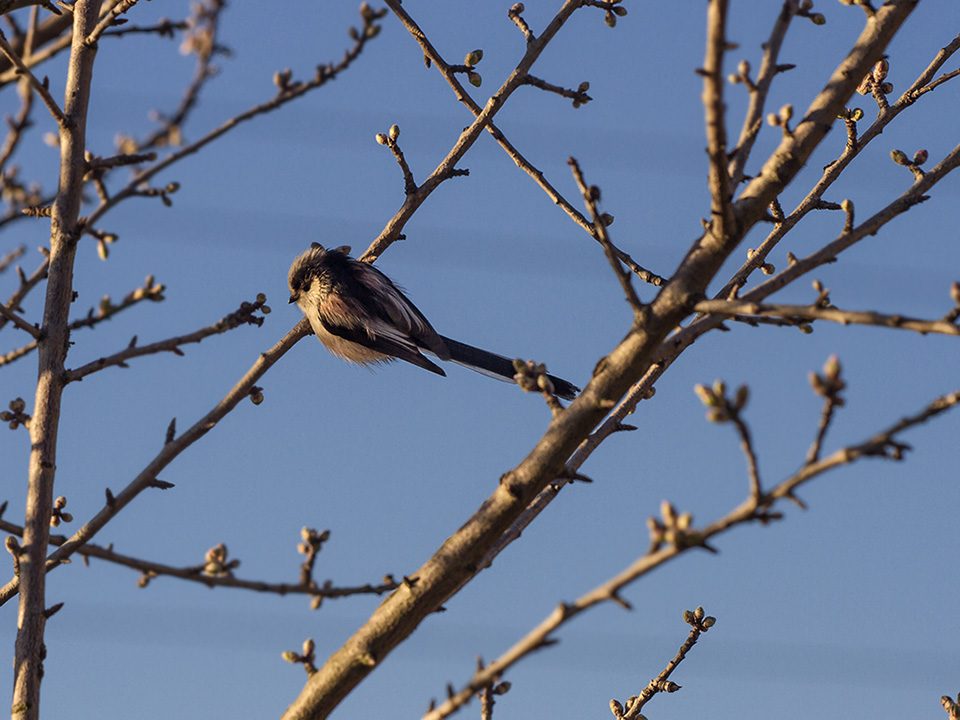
[316,291,446,376]
[349,262,451,360]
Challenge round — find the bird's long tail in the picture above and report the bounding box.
[438,335,579,400]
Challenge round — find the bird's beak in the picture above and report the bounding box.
[288,294,297,304]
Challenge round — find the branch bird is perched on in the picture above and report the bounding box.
[288,244,579,400]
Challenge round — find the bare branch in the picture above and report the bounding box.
[63,294,267,383]
[1,275,165,367]
[85,0,141,45]
[0,319,312,609]
[425,376,958,720]
[701,0,735,241]
[569,157,644,318]
[13,2,101,714]
[618,610,714,719]
[0,26,67,126]
[81,5,382,235]
[694,299,960,337]
[0,516,399,602]
[727,1,795,187]
[379,0,665,287]
[0,301,39,338]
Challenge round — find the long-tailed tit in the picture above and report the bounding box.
[287,244,579,399]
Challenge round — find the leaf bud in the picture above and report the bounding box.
[464,49,483,67]
[734,384,749,410]
[913,149,928,165]
[693,384,718,407]
[873,58,889,82]
[660,500,677,525]
[468,72,482,87]
[604,10,616,27]
[890,149,909,166]
[375,133,388,145]
[389,124,400,141]
[810,12,825,24]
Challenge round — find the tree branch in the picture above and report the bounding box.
[13,2,101,715]
[423,385,958,720]
[701,0,736,241]
[694,298,960,336]
[376,0,665,287]
[0,319,311,609]
[62,294,266,383]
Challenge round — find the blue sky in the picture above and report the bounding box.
[1,2,959,719]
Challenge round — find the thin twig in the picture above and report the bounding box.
[694,299,960,336]
[0,319,312,608]
[1,276,165,367]
[0,26,67,126]
[701,0,736,241]
[727,1,795,188]
[423,387,959,720]
[0,302,40,337]
[81,6,381,235]
[63,295,266,383]
[0,515,399,601]
[380,0,665,287]
[569,157,644,318]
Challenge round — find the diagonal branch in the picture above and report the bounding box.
[727,1,795,188]
[0,319,311,609]
[0,301,40,338]
[63,295,267,383]
[378,0,664,287]
[424,386,958,720]
[0,26,67,125]
[569,158,644,318]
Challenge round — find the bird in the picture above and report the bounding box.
[287,243,579,400]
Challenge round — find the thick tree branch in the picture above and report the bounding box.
[281,6,920,720]
[13,2,101,716]
[424,385,958,720]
